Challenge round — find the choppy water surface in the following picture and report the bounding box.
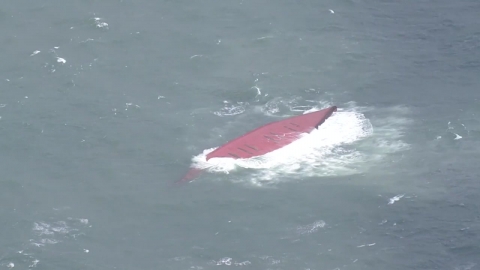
[1,0,479,269]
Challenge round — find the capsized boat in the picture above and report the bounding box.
[178,106,337,183]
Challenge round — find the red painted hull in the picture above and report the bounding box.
[178,106,337,183]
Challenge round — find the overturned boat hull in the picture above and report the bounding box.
[178,106,337,183]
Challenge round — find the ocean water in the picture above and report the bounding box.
[1,0,479,269]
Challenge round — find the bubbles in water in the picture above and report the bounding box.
[213,101,248,117]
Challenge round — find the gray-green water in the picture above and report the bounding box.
[1,0,479,269]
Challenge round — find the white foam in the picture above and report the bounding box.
[125,103,140,110]
[357,243,376,248]
[296,220,326,235]
[79,218,89,225]
[213,102,247,117]
[190,102,410,186]
[31,218,88,247]
[29,260,39,268]
[213,257,251,266]
[388,194,405,205]
[94,18,109,29]
[191,110,371,183]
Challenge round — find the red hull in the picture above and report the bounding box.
[178,106,337,183]
[206,106,337,160]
